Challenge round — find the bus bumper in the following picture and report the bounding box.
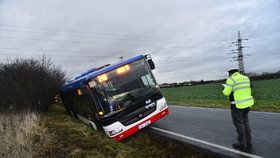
[112,107,169,141]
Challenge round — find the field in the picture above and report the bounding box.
[161,79,280,112]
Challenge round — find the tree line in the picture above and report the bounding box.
[160,71,280,88]
[0,57,65,113]
[246,71,280,80]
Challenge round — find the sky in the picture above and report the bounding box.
[0,0,279,83]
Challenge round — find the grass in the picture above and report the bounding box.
[161,79,280,112]
[37,104,213,158]
[0,104,214,157]
[0,111,48,158]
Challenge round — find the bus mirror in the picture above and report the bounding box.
[88,80,97,88]
[147,59,155,70]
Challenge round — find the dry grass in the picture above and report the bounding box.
[0,105,213,158]
[0,112,55,158]
[39,104,213,158]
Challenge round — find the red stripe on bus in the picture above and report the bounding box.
[113,108,169,141]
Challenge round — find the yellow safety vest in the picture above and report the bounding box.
[223,72,254,109]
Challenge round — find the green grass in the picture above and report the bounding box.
[161,79,280,112]
[38,104,213,158]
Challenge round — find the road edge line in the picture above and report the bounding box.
[170,105,279,115]
[150,127,263,158]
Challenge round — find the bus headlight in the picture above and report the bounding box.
[108,127,123,136]
[158,102,168,111]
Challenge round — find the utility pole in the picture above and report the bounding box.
[229,30,249,74]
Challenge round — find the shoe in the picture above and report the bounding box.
[232,143,247,150]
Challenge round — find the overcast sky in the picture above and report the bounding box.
[0,0,279,83]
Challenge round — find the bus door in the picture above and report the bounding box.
[80,85,103,130]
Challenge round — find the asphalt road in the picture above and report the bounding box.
[149,105,280,158]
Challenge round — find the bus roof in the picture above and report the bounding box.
[61,54,145,92]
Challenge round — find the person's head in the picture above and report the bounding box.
[228,69,239,76]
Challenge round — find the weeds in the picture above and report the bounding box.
[0,105,213,158]
[0,112,55,158]
[38,104,213,158]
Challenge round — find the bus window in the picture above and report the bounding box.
[92,58,159,118]
[141,74,156,87]
[72,87,95,119]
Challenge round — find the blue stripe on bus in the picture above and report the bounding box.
[61,54,145,92]
[85,55,144,80]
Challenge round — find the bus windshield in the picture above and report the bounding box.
[90,58,158,117]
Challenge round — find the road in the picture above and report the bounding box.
[148,105,280,158]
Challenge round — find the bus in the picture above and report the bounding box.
[60,54,169,141]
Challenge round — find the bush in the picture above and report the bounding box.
[0,57,65,112]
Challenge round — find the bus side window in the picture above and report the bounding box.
[72,88,94,119]
[141,74,155,86]
[91,88,106,116]
[145,75,155,85]
[87,94,102,121]
[141,76,149,86]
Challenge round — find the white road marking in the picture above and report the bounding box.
[250,111,279,115]
[170,105,280,115]
[150,127,263,158]
[170,105,225,111]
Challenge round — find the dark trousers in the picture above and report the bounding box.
[230,104,252,146]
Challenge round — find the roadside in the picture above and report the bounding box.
[151,105,280,158]
[36,104,213,158]
[161,79,280,112]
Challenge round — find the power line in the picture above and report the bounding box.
[0,53,118,59]
[0,8,222,38]
[0,48,121,58]
[0,58,116,63]
[0,50,228,63]
[0,53,226,60]
[1,47,278,63]
[0,23,234,43]
[0,47,98,54]
[0,47,230,59]
[1,24,279,48]
[0,35,227,49]
[0,48,136,56]
[1,24,280,43]
[0,28,231,44]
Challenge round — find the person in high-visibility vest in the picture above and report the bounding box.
[223,69,254,150]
